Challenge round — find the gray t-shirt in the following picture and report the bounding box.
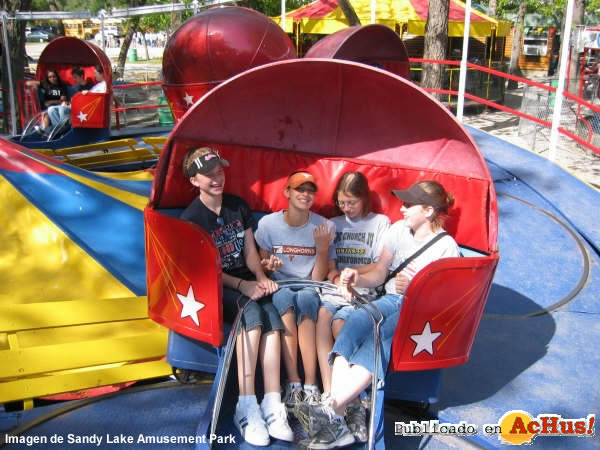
[331,212,390,270]
[255,211,336,281]
[382,221,460,294]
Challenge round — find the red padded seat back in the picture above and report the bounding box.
[155,142,492,251]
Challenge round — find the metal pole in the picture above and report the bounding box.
[549,0,575,161]
[371,0,375,24]
[456,0,472,122]
[281,0,286,32]
[1,12,17,135]
[486,30,495,102]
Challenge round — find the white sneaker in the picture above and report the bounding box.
[283,383,304,411]
[304,387,321,405]
[261,401,294,442]
[234,401,270,446]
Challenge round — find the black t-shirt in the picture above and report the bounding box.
[181,194,256,278]
[40,80,67,104]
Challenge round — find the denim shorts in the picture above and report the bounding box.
[222,287,283,333]
[330,294,403,382]
[272,287,320,325]
[320,301,355,325]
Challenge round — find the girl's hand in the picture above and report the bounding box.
[239,280,267,301]
[338,268,358,300]
[330,271,341,286]
[261,254,283,272]
[394,272,410,294]
[314,219,334,252]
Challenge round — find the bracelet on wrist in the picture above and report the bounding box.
[235,278,243,290]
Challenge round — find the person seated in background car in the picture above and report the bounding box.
[81,64,106,94]
[45,67,93,129]
[25,68,67,134]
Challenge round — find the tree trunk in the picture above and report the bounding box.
[567,0,585,94]
[142,31,150,61]
[488,0,497,17]
[170,10,183,35]
[47,0,65,36]
[1,0,32,133]
[507,0,526,90]
[114,18,140,81]
[337,0,361,26]
[422,0,449,99]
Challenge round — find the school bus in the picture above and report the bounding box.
[62,19,100,40]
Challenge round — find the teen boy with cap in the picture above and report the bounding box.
[254,171,336,413]
[181,147,293,446]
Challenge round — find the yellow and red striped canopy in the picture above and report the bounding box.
[274,0,510,37]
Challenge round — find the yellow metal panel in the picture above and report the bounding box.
[141,136,167,155]
[16,320,162,348]
[74,149,157,169]
[0,297,148,332]
[93,170,155,181]
[0,329,168,378]
[0,177,135,304]
[36,138,139,157]
[0,359,172,403]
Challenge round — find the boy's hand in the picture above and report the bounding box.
[239,280,267,301]
[256,276,279,295]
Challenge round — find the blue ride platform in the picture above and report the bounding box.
[1,129,598,449]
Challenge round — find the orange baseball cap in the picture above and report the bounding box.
[287,171,318,191]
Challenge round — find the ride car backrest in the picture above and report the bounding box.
[156,141,492,252]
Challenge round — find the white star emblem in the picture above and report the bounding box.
[410,322,442,356]
[183,92,194,106]
[77,111,88,122]
[176,285,205,326]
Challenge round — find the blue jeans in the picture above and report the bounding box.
[47,104,70,127]
[222,287,283,333]
[272,287,320,325]
[330,294,403,382]
[320,301,355,325]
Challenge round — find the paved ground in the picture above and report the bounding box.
[462,87,600,189]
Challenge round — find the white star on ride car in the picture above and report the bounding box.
[177,285,205,326]
[77,111,88,122]
[183,92,194,106]
[410,321,442,356]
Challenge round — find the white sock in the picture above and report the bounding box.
[237,394,258,410]
[303,384,319,393]
[261,392,282,411]
[288,381,301,390]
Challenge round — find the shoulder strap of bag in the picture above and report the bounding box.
[379,231,448,294]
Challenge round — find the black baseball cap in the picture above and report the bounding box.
[391,183,444,210]
[188,152,230,176]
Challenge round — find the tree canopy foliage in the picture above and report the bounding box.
[486,0,598,23]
